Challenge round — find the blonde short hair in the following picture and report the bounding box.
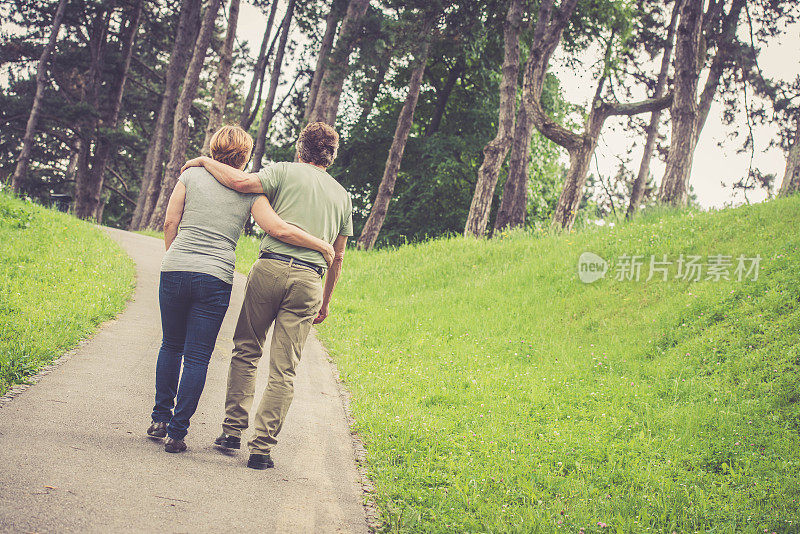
[296,122,339,168]
[210,125,253,169]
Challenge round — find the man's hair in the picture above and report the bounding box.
[210,125,253,169]
[296,122,339,168]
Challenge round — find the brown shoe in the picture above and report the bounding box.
[147,421,167,439]
[164,437,187,453]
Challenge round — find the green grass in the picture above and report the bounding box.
[143,199,800,531]
[134,228,164,240]
[0,193,135,395]
[303,196,800,533]
[234,234,261,274]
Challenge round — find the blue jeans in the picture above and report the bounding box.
[152,271,232,440]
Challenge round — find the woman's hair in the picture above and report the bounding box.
[296,122,339,168]
[210,125,253,169]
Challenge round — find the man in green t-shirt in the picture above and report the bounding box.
[181,122,352,470]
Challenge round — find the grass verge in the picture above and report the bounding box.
[310,196,800,533]
[0,194,135,395]
[142,198,800,531]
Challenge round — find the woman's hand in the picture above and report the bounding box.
[321,242,335,268]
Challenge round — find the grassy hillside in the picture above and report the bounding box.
[310,197,800,533]
[0,194,135,394]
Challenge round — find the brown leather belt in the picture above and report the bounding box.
[260,252,324,277]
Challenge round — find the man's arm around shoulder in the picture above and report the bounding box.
[181,156,262,194]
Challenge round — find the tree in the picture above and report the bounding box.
[202,0,241,154]
[146,0,223,229]
[493,0,672,232]
[307,0,370,125]
[658,0,746,205]
[251,0,297,172]
[779,115,800,196]
[464,0,523,237]
[72,6,112,219]
[354,46,391,128]
[239,0,280,129]
[626,0,680,218]
[74,0,144,219]
[304,0,346,121]
[130,0,202,229]
[426,54,465,137]
[10,0,68,194]
[357,14,435,250]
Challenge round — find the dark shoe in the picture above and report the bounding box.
[147,421,167,439]
[164,437,187,453]
[214,433,241,450]
[247,453,274,470]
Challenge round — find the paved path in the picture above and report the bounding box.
[0,229,367,533]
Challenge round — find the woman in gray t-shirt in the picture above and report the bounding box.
[147,126,333,453]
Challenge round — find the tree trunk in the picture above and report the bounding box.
[504,0,669,231]
[146,0,223,229]
[251,0,296,172]
[658,0,703,205]
[658,0,745,205]
[304,0,343,121]
[239,0,279,129]
[357,36,431,250]
[626,0,680,217]
[307,0,370,125]
[94,194,106,221]
[74,0,143,220]
[202,0,241,154]
[74,7,112,219]
[425,54,465,137]
[551,138,601,230]
[464,0,524,237]
[495,0,581,233]
[493,101,535,233]
[355,52,390,128]
[129,0,202,229]
[779,115,800,196]
[66,142,81,182]
[11,0,69,194]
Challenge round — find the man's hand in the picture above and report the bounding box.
[180,156,207,174]
[321,243,335,268]
[315,235,346,325]
[313,303,329,325]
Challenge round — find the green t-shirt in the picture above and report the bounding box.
[258,162,353,269]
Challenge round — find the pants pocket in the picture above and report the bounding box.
[217,288,232,308]
[159,271,183,298]
[285,277,323,319]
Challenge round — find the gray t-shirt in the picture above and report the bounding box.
[161,167,257,284]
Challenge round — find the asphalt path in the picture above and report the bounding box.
[0,228,367,533]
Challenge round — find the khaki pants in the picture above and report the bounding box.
[222,258,323,454]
